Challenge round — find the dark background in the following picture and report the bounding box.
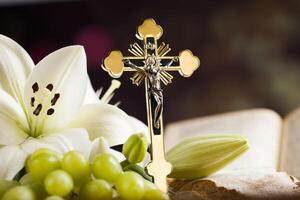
[1,0,300,124]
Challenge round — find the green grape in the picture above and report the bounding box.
[92,153,123,183]
[2,186,35,200]
[112,189,119,199]
[142,189,169,200]
[44,196,64,200]
[31,148,60,158]
[79,179,113,200]
[27,150,61,181]
[20,173,33,185]
[61,151,90,186]
[44,170,73,197]
[143,180,158,191]
[115,171,145,200]
[26,149,60,172]
[20,173,48,199]
[0,180,19,198]
[142,180,169,200]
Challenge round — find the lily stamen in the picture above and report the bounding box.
[33,104,42,116]
[46,84,54,91]
[32,82,39,93]
[29,82,60,137]
[51,93,60,106]
[30,97,35,107]
[100,80,121,103]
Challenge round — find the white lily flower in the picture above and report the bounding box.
[82,79,149,163]
[0,34,147,180]
[89,137,125,162]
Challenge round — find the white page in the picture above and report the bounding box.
[281,107,300,178]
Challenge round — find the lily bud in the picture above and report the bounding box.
[123,133,148,164]
[166,135,249,179]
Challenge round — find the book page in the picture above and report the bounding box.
[165,109,282,171]
[281,108,300,178]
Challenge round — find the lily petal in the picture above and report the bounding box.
[0,145,28,180]
[69,104,140,146]
[24,46,88,133]
[0,34,34,105]
[128,116,149,142]
[83,77,100,105]
[89,137,125,162]
[0,89,28,145]
[21,128,91,158]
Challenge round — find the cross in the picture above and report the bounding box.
[102,18,200,192]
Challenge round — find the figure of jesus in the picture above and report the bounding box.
[124,55,177,129]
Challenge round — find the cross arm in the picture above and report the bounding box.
[102,51,146,78]
[123,56,145,72]
[160,50,200,77]
[103,49,200,78]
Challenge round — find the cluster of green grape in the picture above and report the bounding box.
[1,135,169,200]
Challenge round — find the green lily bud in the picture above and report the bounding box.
[166,135,249,179]
[122,133,148,164]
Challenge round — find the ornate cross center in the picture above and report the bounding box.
[102,18,200,192]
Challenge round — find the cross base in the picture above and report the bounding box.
[147,160,172,193]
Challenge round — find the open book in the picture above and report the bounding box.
[165,108,300,179]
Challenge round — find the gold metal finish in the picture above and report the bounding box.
[102,51,125,78]
[137,18,163,40]
[101,18,200,192]
[178,50,200,77]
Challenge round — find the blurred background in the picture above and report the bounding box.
[1,0,300,124]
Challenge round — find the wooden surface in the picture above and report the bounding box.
[170,171,300,200]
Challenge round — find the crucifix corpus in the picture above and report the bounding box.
[102,18,200,192]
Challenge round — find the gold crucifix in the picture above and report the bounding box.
[102,18,200,192]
